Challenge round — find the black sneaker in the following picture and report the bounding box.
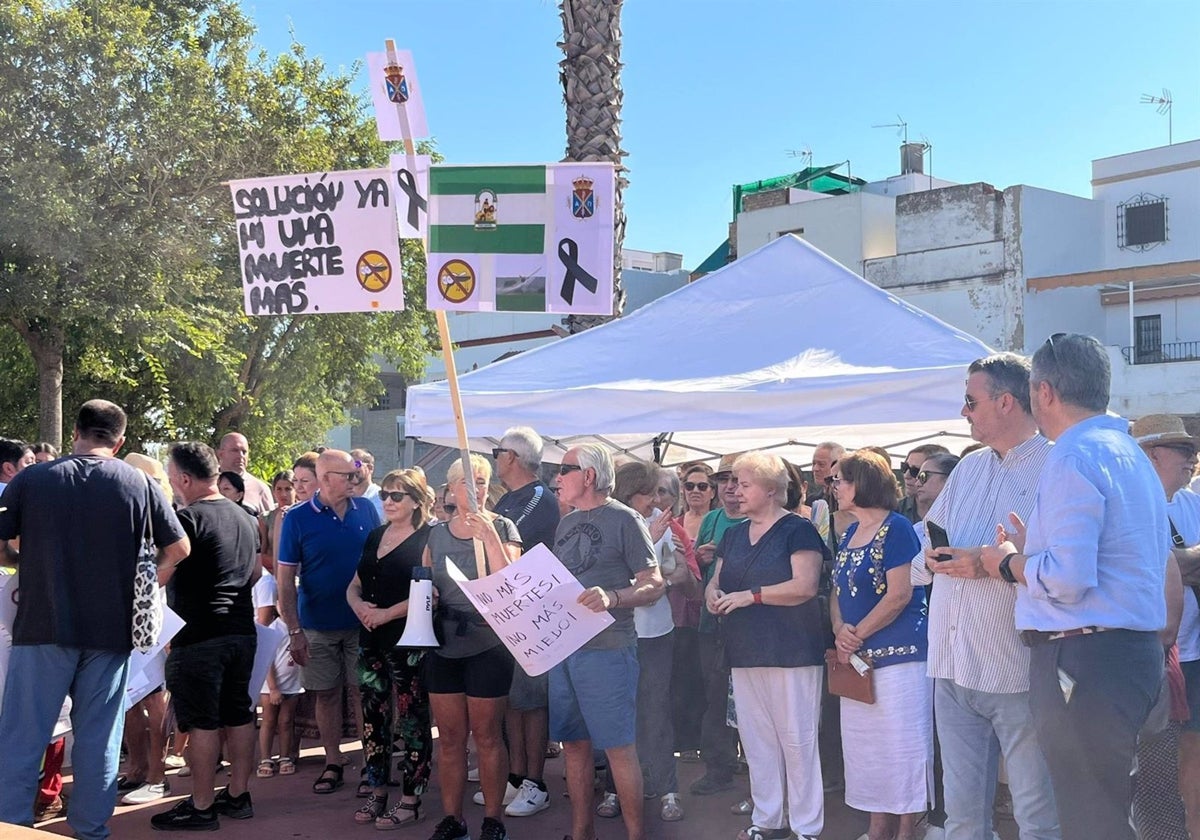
[689,773,734,796]
[428,815,471,840]
[150,798,218,832]
[479,817,508,840]
[213,787,254,820]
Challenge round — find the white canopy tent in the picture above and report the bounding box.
[405,235,994,467]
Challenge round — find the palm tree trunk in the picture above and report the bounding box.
[559,0,627,332]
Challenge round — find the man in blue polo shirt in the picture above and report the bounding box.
[277,448,380,795]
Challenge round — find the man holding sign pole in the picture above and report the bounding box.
[551,444,663,840]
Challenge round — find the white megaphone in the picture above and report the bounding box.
[396,567,439,648]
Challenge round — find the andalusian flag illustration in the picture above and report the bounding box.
[427,163,615,314]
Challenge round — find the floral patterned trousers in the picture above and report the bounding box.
[358,645,432,794]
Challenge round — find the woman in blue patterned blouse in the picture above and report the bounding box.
[830,450,932,840]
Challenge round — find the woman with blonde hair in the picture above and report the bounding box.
[423,455,522,840]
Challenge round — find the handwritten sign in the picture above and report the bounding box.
[446,544,612,677]
[367,46,429,141]
[229,168,405,315]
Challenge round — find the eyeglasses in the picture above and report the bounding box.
[713,473,732,483]
[829,475,845,486]
[328,470,363,484]
[443,503,458,515]
[558,464,583,476]
[917,470,948,485]
[683,481,711,492]
[1155,443,1198,458]
[379,491,413,503]
[899,462,921,479]
[491,447,513,460]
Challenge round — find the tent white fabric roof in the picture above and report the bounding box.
[405,234,993,467]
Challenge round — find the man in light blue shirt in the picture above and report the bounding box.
[980,333,1167,840]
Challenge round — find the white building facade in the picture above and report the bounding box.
[737,140,1200,419]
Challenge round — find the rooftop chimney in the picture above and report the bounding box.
[901,142,925,175]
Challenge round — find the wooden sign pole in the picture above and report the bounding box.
[388,36,487,580]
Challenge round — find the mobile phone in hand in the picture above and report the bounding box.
[926,521,952,562]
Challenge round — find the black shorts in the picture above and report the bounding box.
[425,645,514,699]
[166,635,257,731]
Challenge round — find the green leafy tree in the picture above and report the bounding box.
[0,0,435,464]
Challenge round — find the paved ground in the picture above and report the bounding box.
[28,740,1020,839]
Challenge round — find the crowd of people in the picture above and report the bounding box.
[0,331,1193,840]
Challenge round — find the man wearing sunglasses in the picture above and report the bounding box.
[551,444,661,840]
[978,334,1168,840]
[912,353,1059,840]
[276,449,381,795]
[489,427,561,818]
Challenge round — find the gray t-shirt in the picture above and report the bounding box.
[428,516,521,659]
[553,498,657,650]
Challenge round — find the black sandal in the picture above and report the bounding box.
[376,798,423,830]
[313,763,345,795]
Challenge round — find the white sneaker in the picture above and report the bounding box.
[121,781,169,805]
[472,781,519,807]
[504,779,550,817]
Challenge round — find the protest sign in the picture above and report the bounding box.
[389,153,431,240]
[229,167,405,315]
[445,544,613,677]
[125,604,185,710]
[367,46,429,142]
[427,162,615,314]
[249,620,288,711]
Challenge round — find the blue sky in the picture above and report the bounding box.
[244,0,1199,270]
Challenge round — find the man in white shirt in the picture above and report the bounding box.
[1134,413,1200,837]
[914,353,1059,840]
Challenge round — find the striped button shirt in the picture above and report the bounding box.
[910,434,1052,694]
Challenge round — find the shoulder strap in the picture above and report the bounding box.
[511,484,543,528]
[1167,516,1200,607]
[143,473,155,543]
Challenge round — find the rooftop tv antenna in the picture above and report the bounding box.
[1140,89,1173,144]
[872,115,908,145]
[785,146,813,170]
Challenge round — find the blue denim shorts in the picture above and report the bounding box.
[549,645,638,750]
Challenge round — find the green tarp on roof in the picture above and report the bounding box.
[732,164,865,218]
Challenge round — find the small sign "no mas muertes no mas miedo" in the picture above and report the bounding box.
[445,544,613,677]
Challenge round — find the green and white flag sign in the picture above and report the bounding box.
[427,162,614,314]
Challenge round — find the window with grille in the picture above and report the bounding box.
[1118,194,1167,251]
[1134,315,1162,363]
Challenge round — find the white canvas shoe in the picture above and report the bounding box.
[121,781,169,805]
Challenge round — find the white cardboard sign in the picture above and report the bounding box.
[445,544,612,677]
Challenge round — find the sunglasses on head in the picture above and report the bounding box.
[917,470,948,485]
[683,481,711,492]
[379,490,412,503]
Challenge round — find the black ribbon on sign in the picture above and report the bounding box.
[396,168,428,230]
[558,238,599,305]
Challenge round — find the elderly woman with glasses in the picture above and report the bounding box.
[423,454,522,840]
[345,468,435,828]
[829,450,931,840]
[706,451,829,840]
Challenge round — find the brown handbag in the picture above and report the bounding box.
[825,648,875,704]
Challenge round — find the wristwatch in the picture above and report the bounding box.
[998,553,1018,584]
